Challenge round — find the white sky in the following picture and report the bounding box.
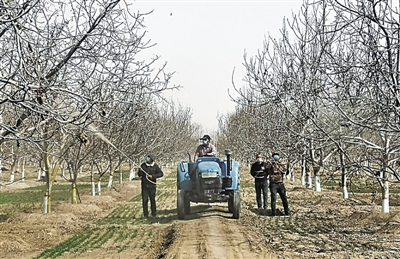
[132,0,303,134]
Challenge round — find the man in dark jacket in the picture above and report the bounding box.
[138,153,164,218]
[266,152,290,216]
[250,153,268,212]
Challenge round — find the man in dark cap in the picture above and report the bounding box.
[138,153,164,218]
[194,134,217,161]
[250,153,269,213]
[266,152,290,216]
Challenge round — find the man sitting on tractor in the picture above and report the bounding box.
[194,134,217,161]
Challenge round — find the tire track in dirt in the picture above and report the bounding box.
[165,205,275,259]
[166,220,207,259]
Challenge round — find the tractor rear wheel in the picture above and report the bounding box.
[177,189,186,219]
[184,194,190,214]
[228,192,233,213]
[232,190,241,219]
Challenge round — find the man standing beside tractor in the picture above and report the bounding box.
[138,154,164,218]
[266,152,290,216]
[250,153,269,214]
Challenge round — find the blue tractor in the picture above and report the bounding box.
[176,150,241,219]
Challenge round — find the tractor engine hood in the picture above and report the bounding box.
[197,161,221,178]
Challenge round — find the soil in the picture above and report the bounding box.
[1,168,399,259]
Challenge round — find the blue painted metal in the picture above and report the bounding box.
[177,157,240,191]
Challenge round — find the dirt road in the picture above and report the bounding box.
[165,204,273,259]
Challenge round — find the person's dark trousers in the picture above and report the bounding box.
[142,187,157,217]
[269,182,290,216]
[255,180,268,209]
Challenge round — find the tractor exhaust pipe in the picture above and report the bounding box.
[222,150,233,189]
[225,149,232,176]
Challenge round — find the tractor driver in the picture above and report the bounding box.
[194,134,217,161]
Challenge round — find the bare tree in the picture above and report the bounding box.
[227,0,400,213]
[0,0,178,212]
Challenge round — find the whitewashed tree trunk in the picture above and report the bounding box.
[129,163,136,181]
[91,181,96,196]
[107,174,113,188]
[10,146,16,183]
[382,180,390,213]
[306,167,312,188]
[313,166,321,192]
[119,166,122,184]
[339,147,349,199]
[314,175,321,192]
[97,180,102,195]
[301,159,306,186]
[342,174,349,199]
[71,182,78,204]
[90,163,96,196]
[37,168,41,180]
[17,157,20,172]
[21,157,25,181]
[43,191,49,214]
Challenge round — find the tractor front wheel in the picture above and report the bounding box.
[232,190,241,219]
[177,189,186,219]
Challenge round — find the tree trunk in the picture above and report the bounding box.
[71,182,78,204]
[306,166,312,189]
[301,157,306,186]
[10,145,17,183]
[339,150,348,199]
[119,165,122,184]
[381,151,390,213]
[98,179,102,195]
[107,174,114,188]
[342,173,348,199]
[313,166,321,192]
[21,157,25,181]
[91,164,96,196]
[381,180,390,213]
[43,145,52,213]
[129,162,136,181]
[107,164,115,188]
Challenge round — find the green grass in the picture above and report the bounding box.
[34,230,94,258]
[0,182,108,223]
[0,183,98,205]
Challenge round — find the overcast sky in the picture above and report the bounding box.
[132,0,303,134]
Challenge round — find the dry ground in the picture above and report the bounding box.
[1,167,400,259]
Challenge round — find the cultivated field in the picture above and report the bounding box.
[0,166,399,259]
